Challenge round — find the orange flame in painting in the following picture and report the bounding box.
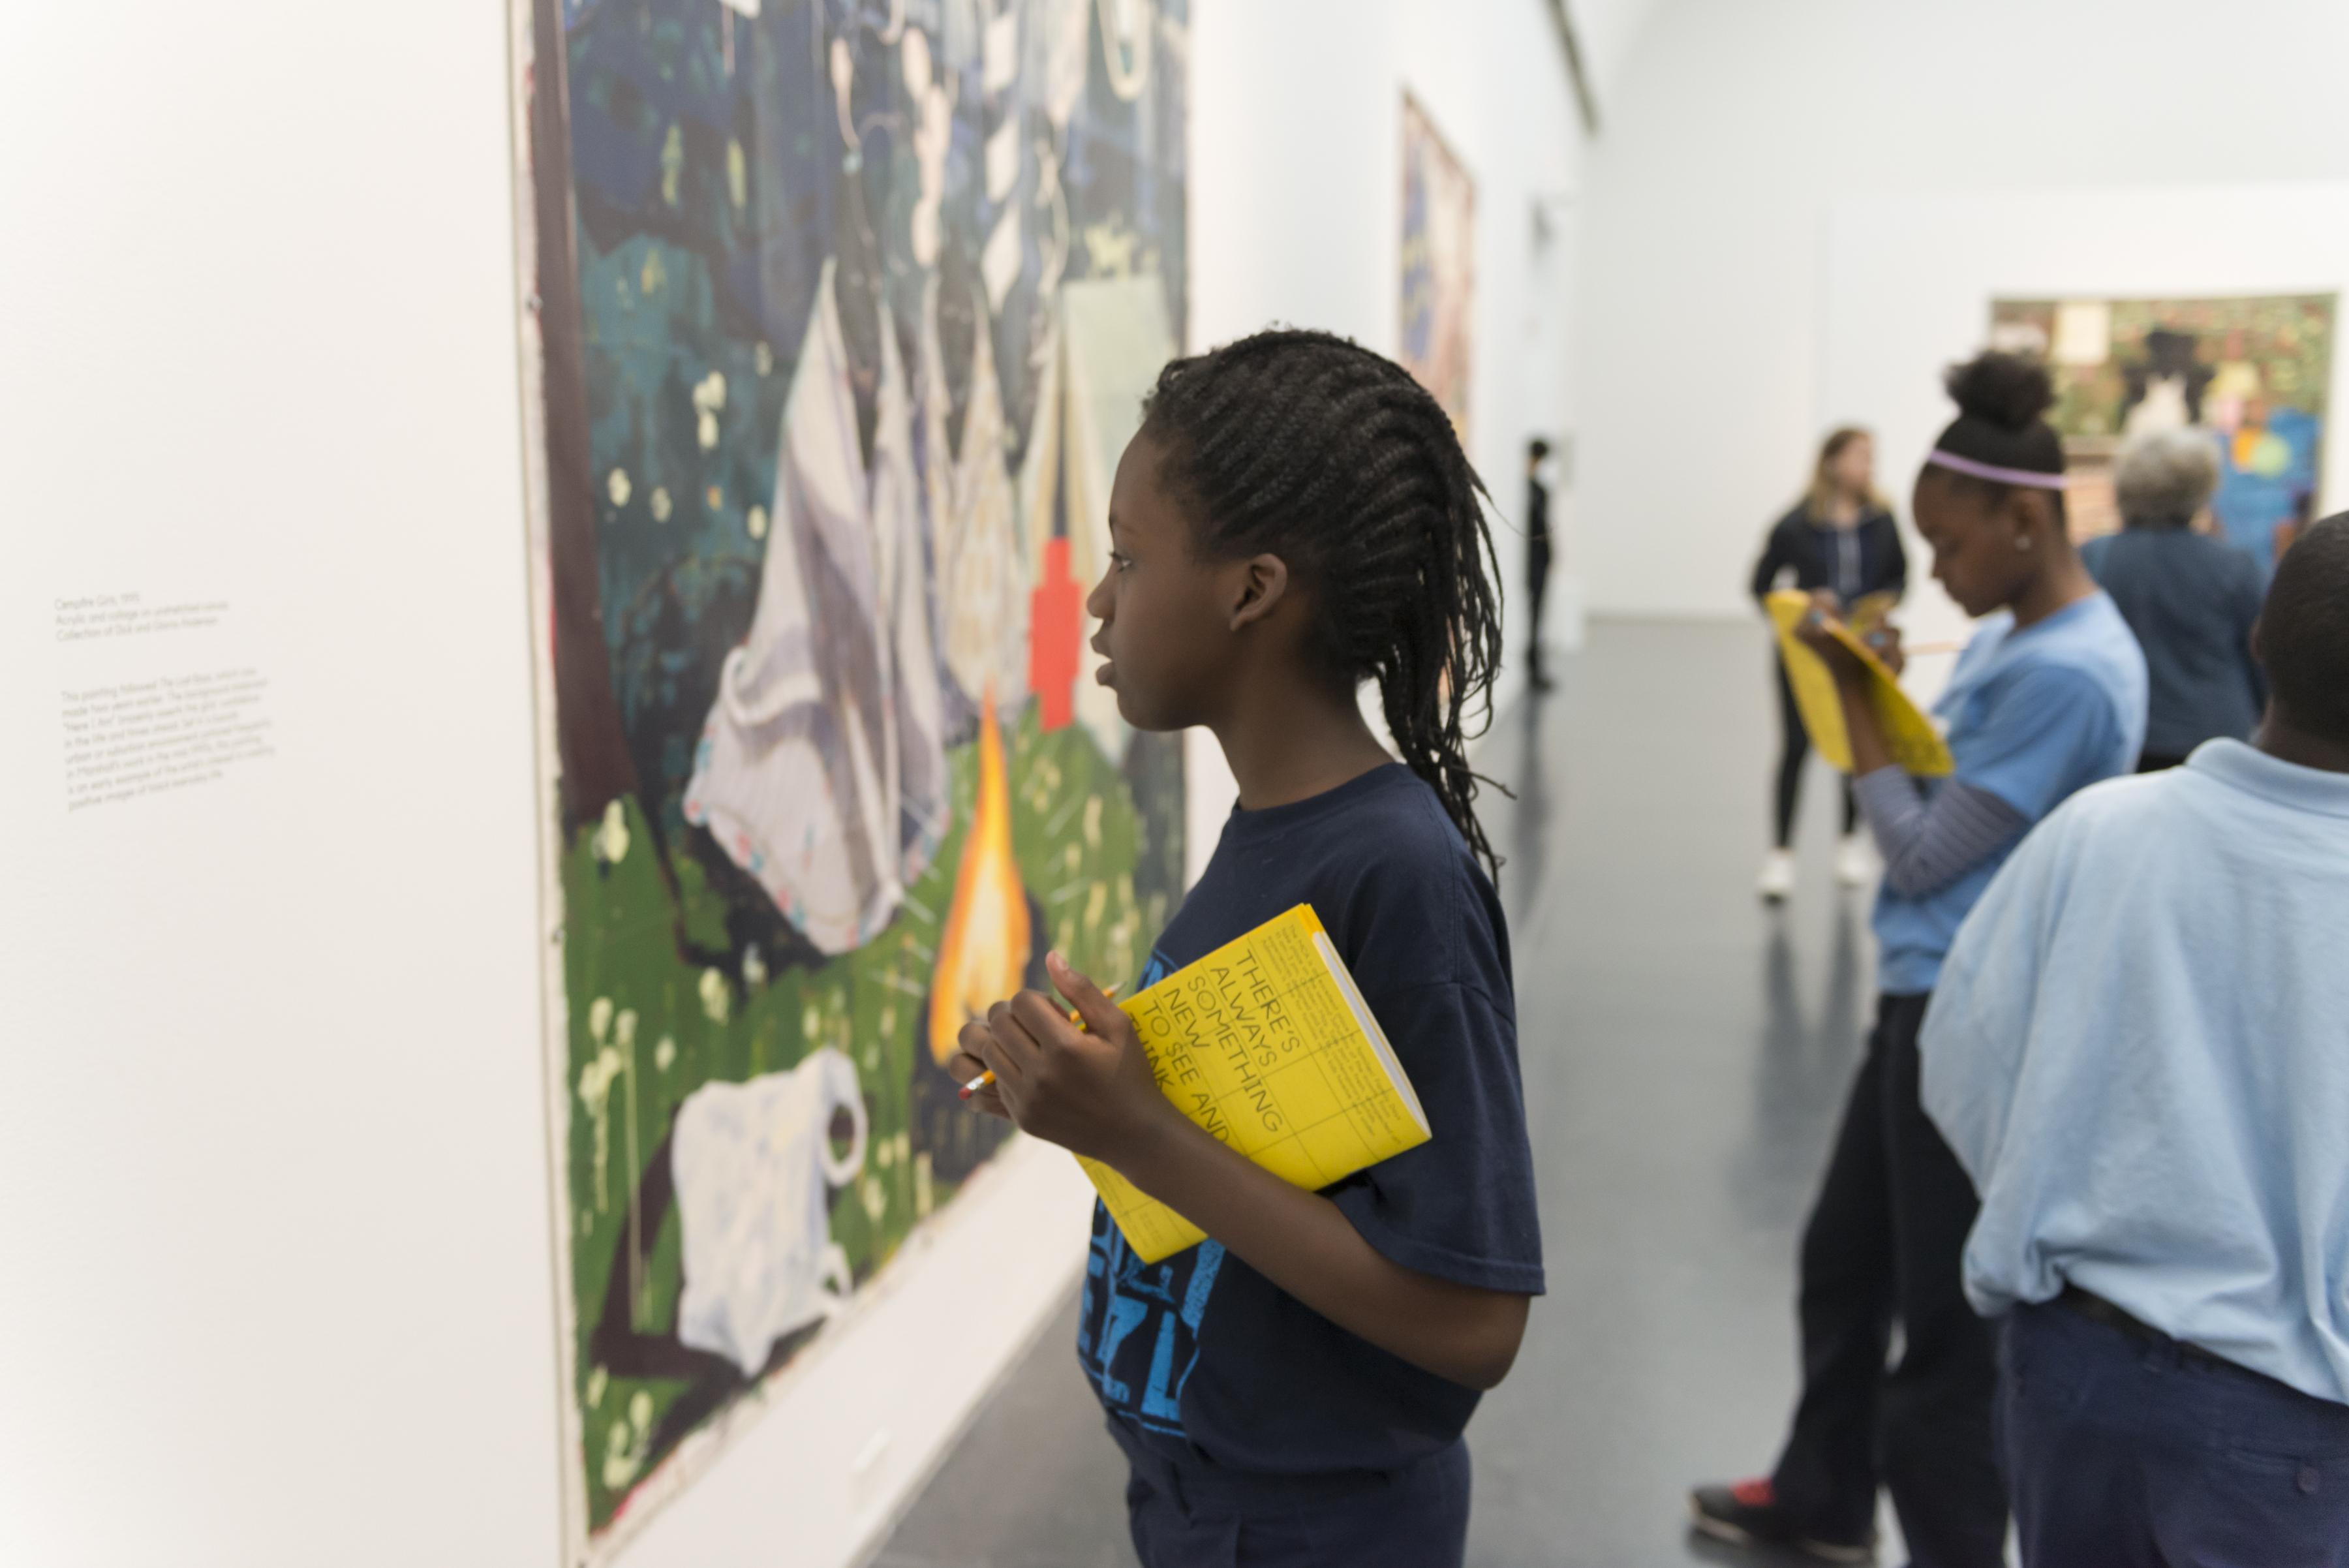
[927,695,1032,1066]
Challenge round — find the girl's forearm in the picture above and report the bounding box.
[1113,1112,1528,1391]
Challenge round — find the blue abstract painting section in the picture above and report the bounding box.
[1076,948,1224,1438]
[2215,407,2320,570]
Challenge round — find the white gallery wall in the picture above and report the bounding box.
[1576,0,2349,620]
[1186,0,1591,865]
[0,3,1591,1567]
[0,2,562,1563]
[1825,183,2349,677]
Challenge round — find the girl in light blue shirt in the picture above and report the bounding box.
[1692,352,2145,1567]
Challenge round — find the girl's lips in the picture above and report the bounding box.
[1095,662,1116,686]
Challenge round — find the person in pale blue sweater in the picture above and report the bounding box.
[1922,513,2349,1566]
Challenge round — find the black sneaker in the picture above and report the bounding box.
[1688,1478,1875,1561]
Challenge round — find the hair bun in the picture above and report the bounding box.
[1944,351,2055,431]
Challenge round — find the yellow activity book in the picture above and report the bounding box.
[1077,904,1430,1263]
[1767,589,1954,778]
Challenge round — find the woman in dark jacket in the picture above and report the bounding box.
[2081,427,2265,771]
[1751,427,1908,901]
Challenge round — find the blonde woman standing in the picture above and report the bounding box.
[1750,428,1909,900]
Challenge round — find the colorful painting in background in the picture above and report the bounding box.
[1989,294,2335,564]
[506,1,1187,1560]
[1398,93,1475,443]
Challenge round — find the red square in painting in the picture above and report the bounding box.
[1029,536,1082,733]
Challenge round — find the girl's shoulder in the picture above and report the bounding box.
[1330,767,1484,880]
[1318,772,1509,998]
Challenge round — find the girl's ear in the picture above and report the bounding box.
[1227,553,1292,630]
[2010,489,2060,550]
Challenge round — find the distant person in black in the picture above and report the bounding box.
[1526,438,1556,692]
[1749,427,1907,902]
[2081,427,2265,771]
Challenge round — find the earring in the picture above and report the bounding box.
[2016,535,2033,552]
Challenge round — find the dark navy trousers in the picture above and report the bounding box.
[2001,1299,2349,1567]
[1114,1421,1471,1568]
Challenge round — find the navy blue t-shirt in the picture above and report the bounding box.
[1077,763,1545,1478]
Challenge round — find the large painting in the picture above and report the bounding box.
[1989,294,2334,563]
[1398,92,1475,443]
[508,1,1188,1559]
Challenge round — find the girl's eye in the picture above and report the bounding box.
[1110,551,1135,572]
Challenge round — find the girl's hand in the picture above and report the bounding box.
[951,953,1173,1164]
[1862,622,1907,679]
[1794,590,1869,686]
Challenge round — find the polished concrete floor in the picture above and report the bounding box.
[878,620,1898,1567]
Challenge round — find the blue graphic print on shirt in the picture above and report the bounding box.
[1074,765,1544,1476]
[1077,948,1227,1437]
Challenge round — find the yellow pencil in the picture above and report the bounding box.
[959,983,1120,1099]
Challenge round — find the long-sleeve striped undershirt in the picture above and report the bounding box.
[1851,767,2028,899]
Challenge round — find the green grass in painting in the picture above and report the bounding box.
[560,708,1155,1530]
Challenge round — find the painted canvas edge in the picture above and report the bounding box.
[502,0,594,1562]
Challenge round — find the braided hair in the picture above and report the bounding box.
[1139,328,1506,876]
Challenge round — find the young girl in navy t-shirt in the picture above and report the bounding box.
[949,330,1544,1568]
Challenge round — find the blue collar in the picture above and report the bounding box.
[2188,739,2349,820]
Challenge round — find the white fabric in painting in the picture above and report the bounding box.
[672,1047,868,1377]
[937,289,1031,715]
[915,277,960,699]
[683,260,949,953]
[873,284,951,885]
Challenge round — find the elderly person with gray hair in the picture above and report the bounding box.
[2082,428,2267,771]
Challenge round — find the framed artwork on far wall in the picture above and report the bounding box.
[1400,92,1477,444]
[1989,293,2334,564]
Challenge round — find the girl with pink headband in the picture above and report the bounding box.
[1693,351,2148,1567]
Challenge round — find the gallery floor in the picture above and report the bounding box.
[877,619,1903,1567]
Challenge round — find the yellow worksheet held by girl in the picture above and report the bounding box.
[1078,904,1431,1263]
[1768,589,1954,777]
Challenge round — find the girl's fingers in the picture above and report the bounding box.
[1045,954,1125,1037]
[1009,988,1082,1048]
[965,1083,1011,1120]
[958,1017,1019,1084]
[943,1047,989,1084]
[984,1000,1044,1073]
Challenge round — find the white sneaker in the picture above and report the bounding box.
[1836,833,1878,888]
[1757,849,1796,903]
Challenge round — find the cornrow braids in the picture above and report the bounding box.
[1141,327,1507,877]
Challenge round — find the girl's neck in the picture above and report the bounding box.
[1820,493,1864,527]
[2010,548,2099,630]
[1214,677,1394,812]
